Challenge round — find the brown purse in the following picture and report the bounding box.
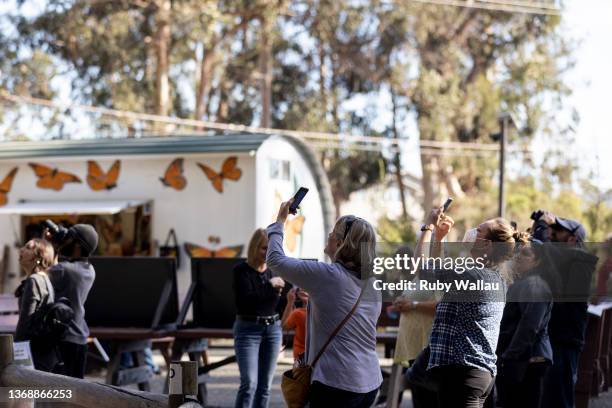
[281,281,367,408]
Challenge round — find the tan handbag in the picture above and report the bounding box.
[281,282,367,408]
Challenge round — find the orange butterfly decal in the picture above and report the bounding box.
[184,242,244,258]
[0,167,18,207]
[197,156,242,193]
[28,163,82,191]
[285,215,305,252]
[160,158,187,191]
[87,160,121,191]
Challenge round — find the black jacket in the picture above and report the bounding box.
[532,220,598,348]
[498,273,553,362]
[48,260,95,345]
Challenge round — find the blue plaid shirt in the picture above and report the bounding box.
[422,265,506,375]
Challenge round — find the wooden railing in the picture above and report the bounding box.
[0,334,199,408]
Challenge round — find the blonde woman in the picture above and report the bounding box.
[233,228,285,408]
[14,239,58,372]
[267,200,382,408]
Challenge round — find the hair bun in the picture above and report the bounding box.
[513,231,530,243]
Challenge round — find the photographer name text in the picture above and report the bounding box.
[372,279,500,292]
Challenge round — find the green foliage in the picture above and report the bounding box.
[376,215,417,245]
[3,0,608,236]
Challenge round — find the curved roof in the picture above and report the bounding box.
[0,134,270,159]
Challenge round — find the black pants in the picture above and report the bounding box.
[496,361,549,408]
[309,381,378,408]
[411,383,438,408]
[431,365,494,408]
[541,345,579,408]
[55,341,88,378]
[29,338,59,372]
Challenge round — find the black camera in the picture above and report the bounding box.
[42,219,71,246]
[530,210,544,222]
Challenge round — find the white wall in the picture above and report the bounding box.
[255,136,326,261]
[0,153,256,297]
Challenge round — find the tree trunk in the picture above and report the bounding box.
[154,0,171,117]
[216,80,229,122]
[420,148,439,211]
[195,41,216,121]
[391,90,409,219]
[258,19,273,128]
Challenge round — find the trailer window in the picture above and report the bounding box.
[269,159,291,181]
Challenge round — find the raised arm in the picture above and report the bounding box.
[266,221,333,293]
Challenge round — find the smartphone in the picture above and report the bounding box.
[442,197,453,212]
[289,187,309,213]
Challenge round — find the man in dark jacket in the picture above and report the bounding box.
[532,212,598,408]
[47,224,97,379]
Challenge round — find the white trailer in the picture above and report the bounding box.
[0,134,334,298]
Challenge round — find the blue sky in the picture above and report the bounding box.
[561,0,612,189]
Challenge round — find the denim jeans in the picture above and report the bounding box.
[233,319,282,408]
[542,344,580,408]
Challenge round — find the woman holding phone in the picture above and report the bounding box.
[267,199,382,408]
[414,206,527,408]
[233,228,285,408]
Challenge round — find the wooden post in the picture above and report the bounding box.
[0,334,13,368]
[168,361,199,408]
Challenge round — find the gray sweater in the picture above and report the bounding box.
[266,222,383,393]
[48,260,95,344]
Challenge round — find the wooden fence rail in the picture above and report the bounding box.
[0,334,199,408]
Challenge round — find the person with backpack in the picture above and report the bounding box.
[15,238,60,372]
[46,223,98,379]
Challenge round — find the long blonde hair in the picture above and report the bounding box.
[333,215,376,278]
[247,228,268,269]
[23,239,55,275]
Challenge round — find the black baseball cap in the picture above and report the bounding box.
[553,218,586,242]
[69,224,99,256]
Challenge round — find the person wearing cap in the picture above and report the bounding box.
[47,223,98,379]
[531,211,598,408]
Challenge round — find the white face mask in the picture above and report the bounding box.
[463,228,478,243]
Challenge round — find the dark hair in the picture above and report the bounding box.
[517,240,561,298]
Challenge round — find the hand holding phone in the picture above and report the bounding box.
[289,187,309,214]
[442,198,453,212]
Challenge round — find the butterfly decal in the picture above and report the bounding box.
[28,163,82,191]
[197,156,242,193]
[160,158,187,191]
[273,190,305,253]
[0,167,18,207]
[285,215,305,252]
[87,160,121,191]
[184,242,244,258]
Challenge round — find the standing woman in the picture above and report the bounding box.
[415,208,527,408]
[233,228,285,408]
[14,238,59,372]
[267,200,382,408]
[495,240,555,408]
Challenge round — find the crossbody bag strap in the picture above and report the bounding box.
[311,280,368,368]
